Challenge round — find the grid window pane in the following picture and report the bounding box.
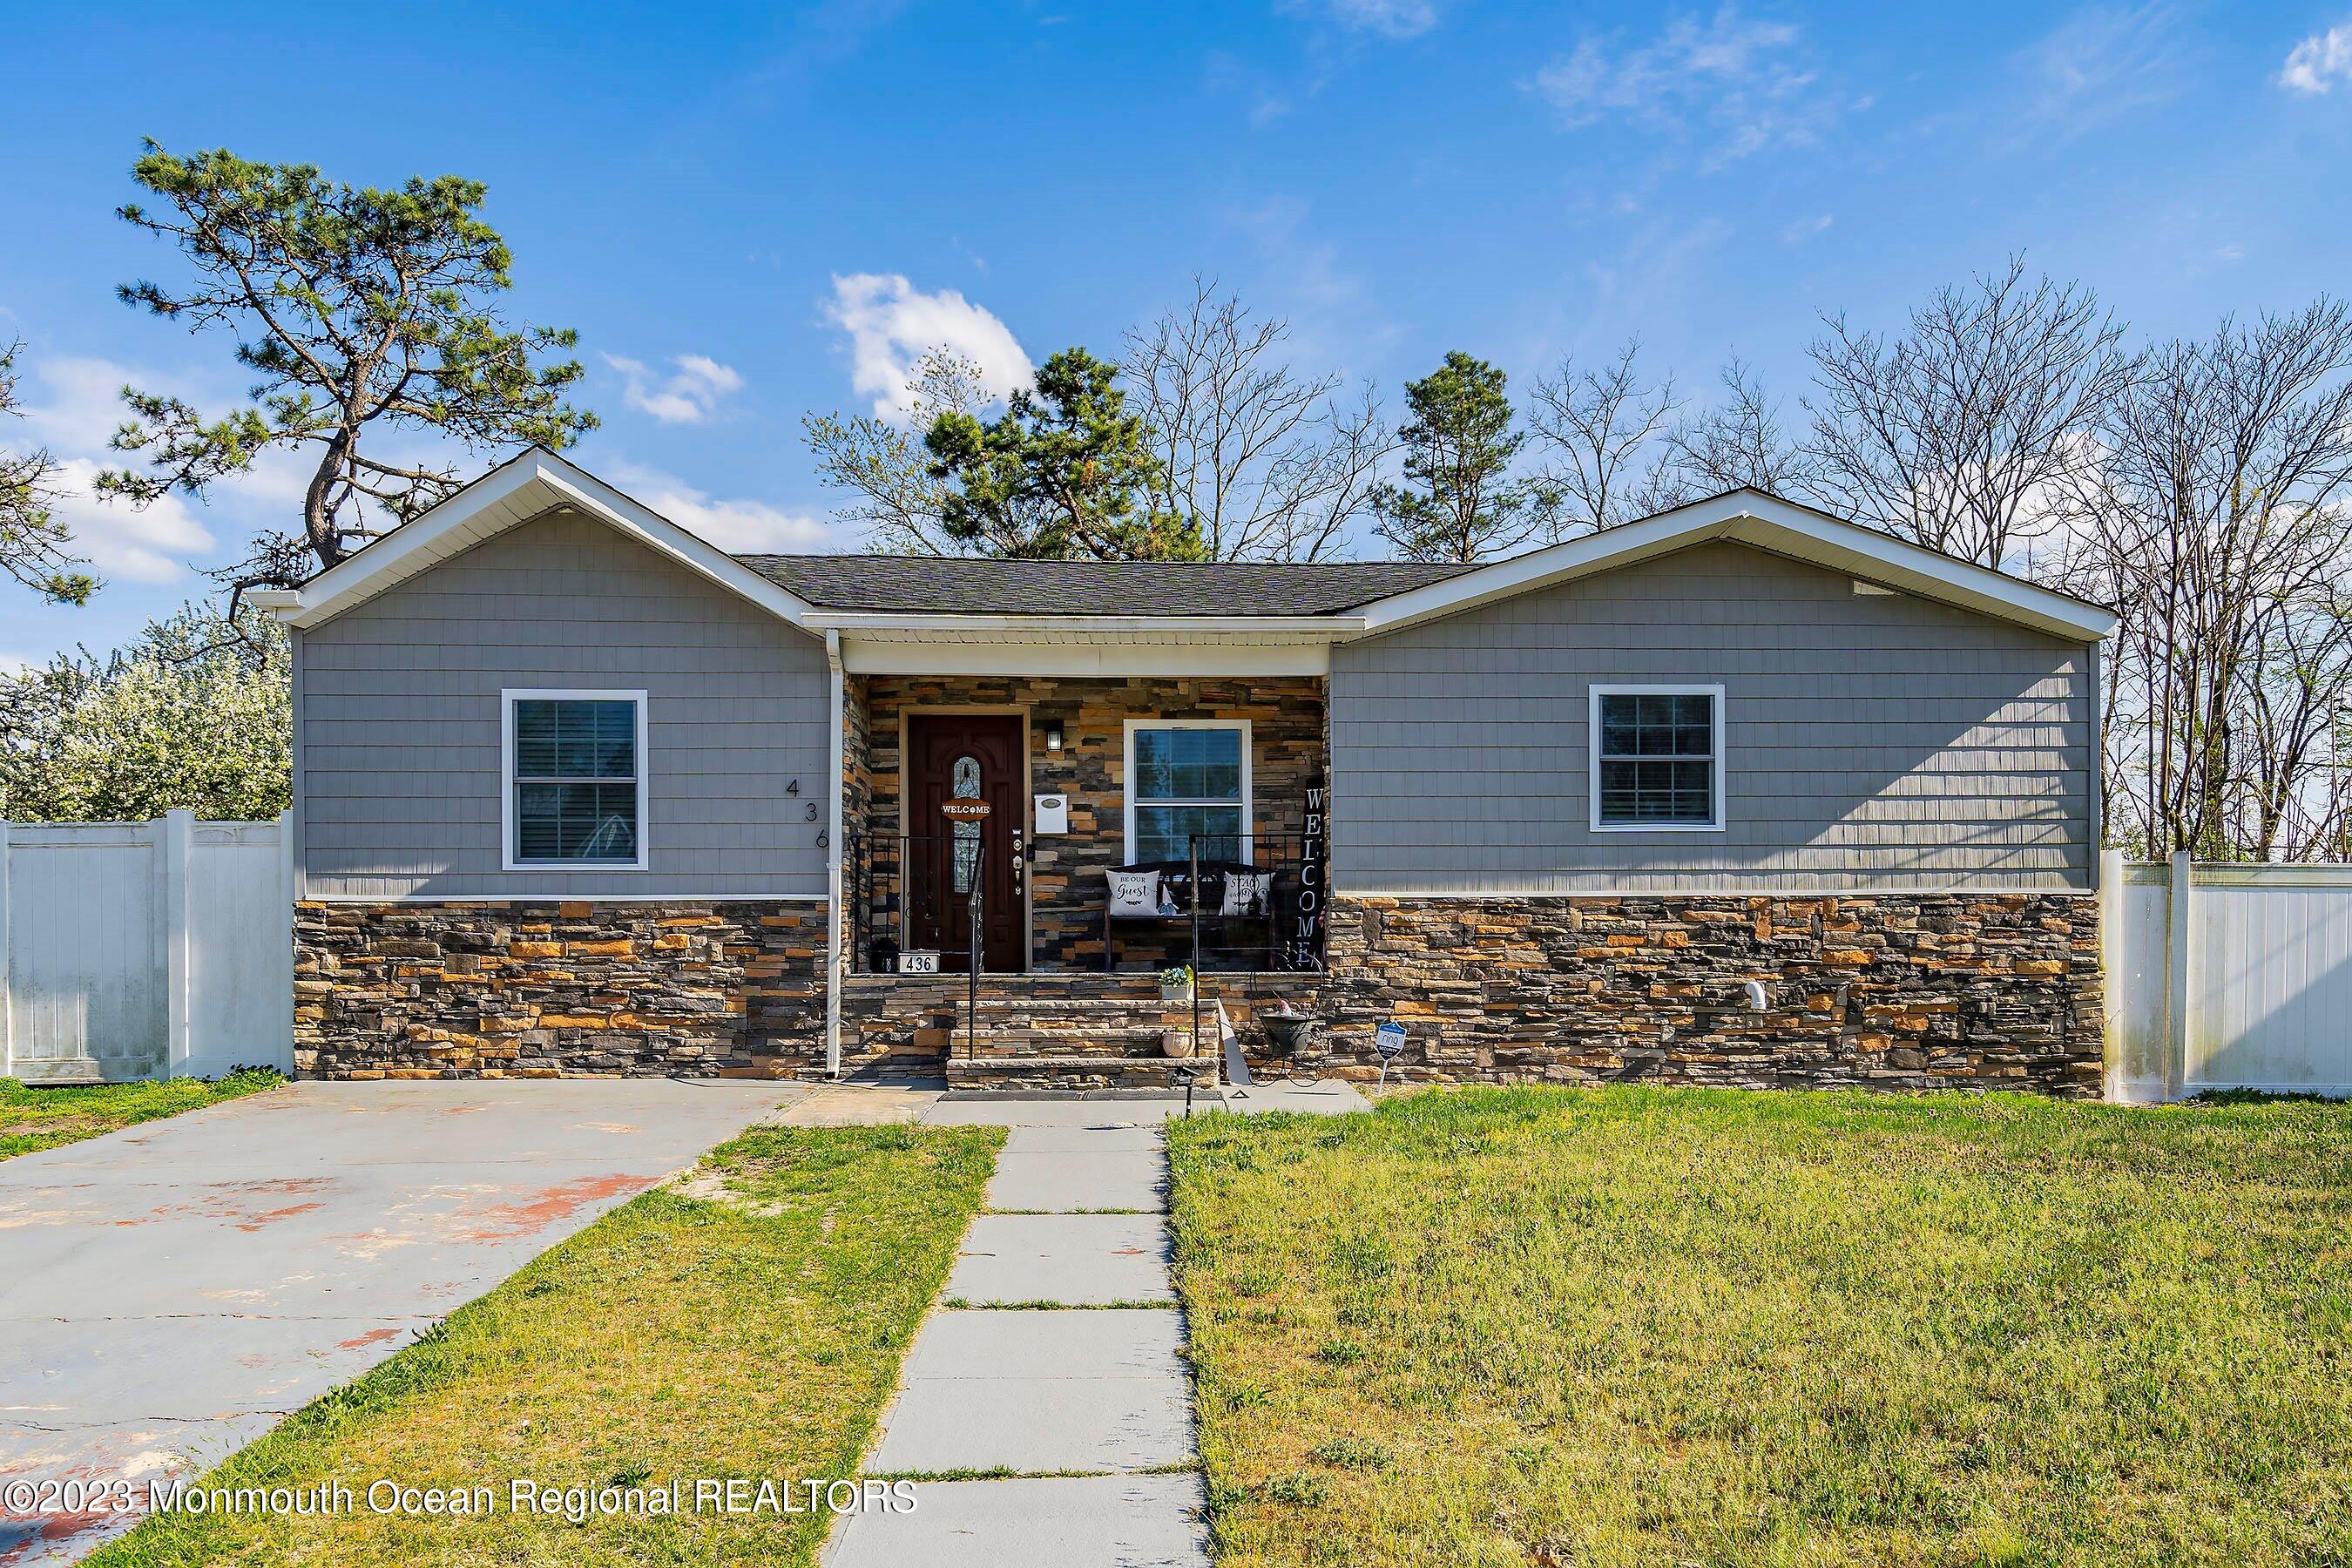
[1132,727,1242,802]
[516,782,638,862]
[1132,726,1247,858]
[1133,804,1244,863]
[513,699,640,862]
[1597,693,1716,826]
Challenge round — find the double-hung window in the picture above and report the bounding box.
[1590,685,1725,831]
[1125,720,1251,863]
[502,690,649,869]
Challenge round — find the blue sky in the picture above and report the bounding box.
[3,1,2349,667]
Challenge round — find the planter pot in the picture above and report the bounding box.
[1160,1029,1193,1058]
[1161,984,1194,1006]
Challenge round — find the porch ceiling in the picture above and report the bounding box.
[835,621,1342,676]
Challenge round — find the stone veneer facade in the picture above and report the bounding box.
[294,900,826,1079]
[1292,891,2104,1096]
[294,889,2101,1093]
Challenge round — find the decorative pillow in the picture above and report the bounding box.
[1221,870,1273,916]
[1106,868,1162,919]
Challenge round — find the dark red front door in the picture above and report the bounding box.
[906,714,1024,971]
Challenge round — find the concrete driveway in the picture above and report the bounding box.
[0,1078,799,1565]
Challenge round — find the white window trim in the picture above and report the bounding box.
[501,688,652,871]
[1122,718,1254,864]
[1588,684,1727,835]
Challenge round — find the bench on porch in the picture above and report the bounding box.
[1101,859,1285,972]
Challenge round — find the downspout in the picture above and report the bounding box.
[825,629,845,1081]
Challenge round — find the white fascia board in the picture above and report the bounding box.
[245,588,302,619]
[841,636,1332,677]
[1347,490,2118,645]
[279,449,815,630]
[1717,507,2118,642]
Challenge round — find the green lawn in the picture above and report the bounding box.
[91,1122,1001,1568]
[1168,1086,2352,1568]
[1,1070,281,1159]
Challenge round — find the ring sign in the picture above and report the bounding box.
[940,799,992,821]
[1374,1021,1408,1060]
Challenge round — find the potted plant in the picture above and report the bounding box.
[1159,964,1194,1004]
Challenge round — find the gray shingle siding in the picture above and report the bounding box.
[1328,540,2094,893]
[298,509,828,898]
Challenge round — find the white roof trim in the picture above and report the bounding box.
[262,459,2112,648]
[267,447,814,630]
[1347,490,2117,643]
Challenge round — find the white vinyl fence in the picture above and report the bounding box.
[1,811,293,1084]
[2105,848,2352,1101]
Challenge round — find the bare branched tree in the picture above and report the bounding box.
[1808,255,2129,568]
[1524,340,1679,535]
[1639,357,1824,510]
[801,349,1020,555]
[1122,280,1391,561]
[2055,299,2352,859]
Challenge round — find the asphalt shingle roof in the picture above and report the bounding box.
[733,555,1476,617]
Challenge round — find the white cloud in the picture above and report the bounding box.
[38,456,215,584]
[601,352,746,424]
[3,358,220,586]
[1322,0,1436,40]
[1781,213,1835,243]
[1530,7,1832,163]
[6,355,420,591]
[17,355,135,454]
[823,274,1031,422]
[2281,22,2352,92]
[603,461,836,554]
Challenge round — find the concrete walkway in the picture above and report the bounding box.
[0,1078,799,1565]
[828,1084,1365,1568]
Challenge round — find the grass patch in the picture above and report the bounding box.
[0,1069,280,1159]
[1168,1085,2352,1567]
[91,1122,1000,1567]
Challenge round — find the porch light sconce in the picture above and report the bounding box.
[1044,721,1064,753]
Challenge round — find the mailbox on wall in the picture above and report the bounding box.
[1033,794,1070,835]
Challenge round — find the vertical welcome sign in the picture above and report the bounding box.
[1288,777,1328,970]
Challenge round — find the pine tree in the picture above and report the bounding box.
[923,348,1206,560]
[101,143,596,605]
[1371,350,1551,561]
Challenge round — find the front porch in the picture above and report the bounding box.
[842,673,1331,978]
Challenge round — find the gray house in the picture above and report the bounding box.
[253,448,2115,1094]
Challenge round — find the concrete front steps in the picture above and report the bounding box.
[945,1052,1220,1092]
[844,977,1230,1092]
[945,998,1219,1093]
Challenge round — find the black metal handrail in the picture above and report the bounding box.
[1178,830,1328,975]
[964,840,982,1060]
[1188,830,1328,1060]
[849,831,991,978]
